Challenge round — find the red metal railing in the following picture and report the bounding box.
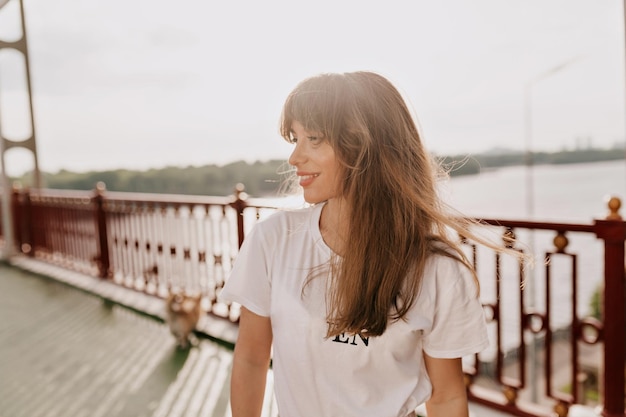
[2,184,624,417]
[9,183,277,321]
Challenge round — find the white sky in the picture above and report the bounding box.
[0,0,624,176]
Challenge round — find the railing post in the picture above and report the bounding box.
[13,184,34,256]
[11,185,22,254]
[594,196,625,417]
[93,182,110,278]
[231,183,247,248]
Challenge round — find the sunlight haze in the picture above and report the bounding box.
[0,0,624,176]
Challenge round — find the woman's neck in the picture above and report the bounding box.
[319,198,350,255]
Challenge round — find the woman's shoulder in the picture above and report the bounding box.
[425,250,468,274]
[249,204,321,238]
[259,204,319,225]
[422,250,477,294]
[405,251,480,327]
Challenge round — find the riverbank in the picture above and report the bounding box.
[439,147,626,176]
[13,146,626,196]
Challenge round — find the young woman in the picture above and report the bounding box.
[220,71,491,417]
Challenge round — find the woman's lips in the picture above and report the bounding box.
[298,173,319,187]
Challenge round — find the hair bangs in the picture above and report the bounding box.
[280,74,345,142]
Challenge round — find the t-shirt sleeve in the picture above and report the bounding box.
[218,223,271,317]
[422,257,489,358]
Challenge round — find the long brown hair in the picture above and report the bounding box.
[281,72,494,337]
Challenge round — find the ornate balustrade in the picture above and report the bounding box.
[1,183,624,417]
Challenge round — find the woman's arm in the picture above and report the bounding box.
[230,307,273,417]
[423,353,469,417]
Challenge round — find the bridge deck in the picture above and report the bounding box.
[0,263,278,417]
[0,259,509,417]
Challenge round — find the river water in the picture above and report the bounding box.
[442,159,626,222]
[261,159,626,220]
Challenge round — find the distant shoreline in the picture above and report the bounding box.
[13,147,626,197]
[438,147,625,176]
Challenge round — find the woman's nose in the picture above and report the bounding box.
[288,142,305,166]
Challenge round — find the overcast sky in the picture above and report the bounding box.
[0,0,624,176]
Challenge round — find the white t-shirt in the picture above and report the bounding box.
[220,203,489,417]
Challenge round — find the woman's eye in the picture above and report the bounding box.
[288,134,322,145]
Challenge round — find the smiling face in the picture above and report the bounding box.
[288,121,343,204]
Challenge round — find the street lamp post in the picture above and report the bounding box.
[523,57,579,403]
[523,58,580,218]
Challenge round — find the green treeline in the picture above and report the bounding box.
[14,148,625,197]
[438,147,625,177]
[36,160,291,197]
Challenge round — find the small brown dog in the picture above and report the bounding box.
[165,291,202,348]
